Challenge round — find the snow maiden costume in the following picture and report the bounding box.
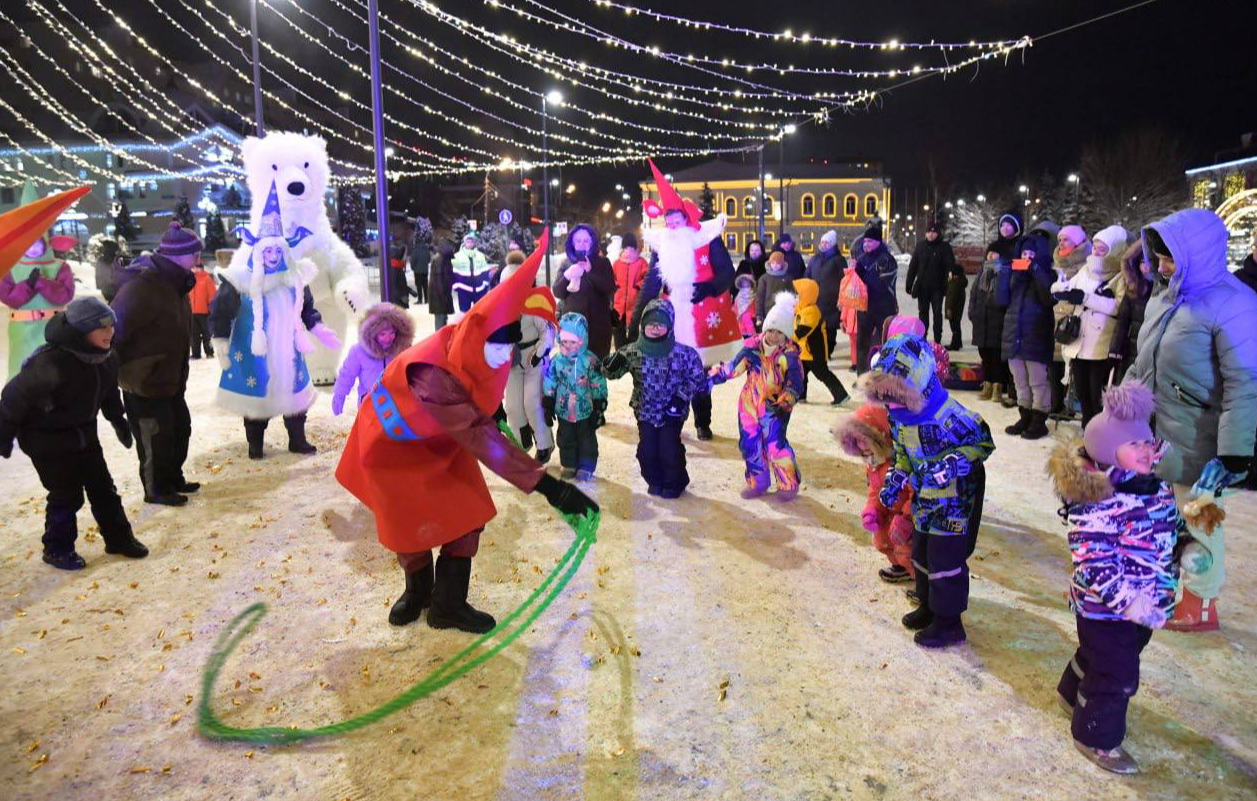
[631,159,741,440]
[336,233,597,632]
[499,250,559,462]
[209,182,341,459]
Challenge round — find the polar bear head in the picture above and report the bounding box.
[239,131,330,230]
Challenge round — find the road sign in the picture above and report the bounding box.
[498,209,513,225]
[553,221,568,236]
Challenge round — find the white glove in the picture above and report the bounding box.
[213,339,232,371]
[1122,594,1167,629]
[310,322,342,351]
[336,276,369,317]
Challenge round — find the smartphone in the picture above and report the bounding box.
[1011,258,1030,272]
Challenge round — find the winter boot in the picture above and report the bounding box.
[990,383,1005,405]
[878,565,912,583]
[1164,589,1220,632]
[1004,407,1031,436]
[947,334,963,351]
[388,561,435,626]
[774,487,798,501]
[740,480,768,499]
[519,424,534,452]
[905,588,921,605]
[427,555,496,633]
[914,616,967,648]
[244,419,267,460]
[560,467,577,480]
[103,533,149,559]
[1021,410,1050,441]
[535,447,553,464]
[696,425,714,441]
[978,382,993,401]
[285,413,317,454]
[176,480,201,493]
[901,606,933,630]
[42,550,87,570]
[1073,741,1139,775]
[144,493,188,506]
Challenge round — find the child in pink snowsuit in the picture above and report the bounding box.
[331,303,415,416]
[733,273,757,339]
[833,402,916,583]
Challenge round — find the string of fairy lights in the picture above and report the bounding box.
[5,0,1041,186]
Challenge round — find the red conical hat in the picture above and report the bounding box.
[0,185,90,280]
[642,159,701,231]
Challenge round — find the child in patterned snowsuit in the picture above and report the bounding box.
[1046,381,1184,775]
[832,403,915,583]
[710,292,804,500]
[543,312,607,481]
[604,298,707,499]
[733,273,757,338]
[859,333,995,648]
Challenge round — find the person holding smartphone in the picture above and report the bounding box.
[553,224,616,360]
[996,223,1058,440]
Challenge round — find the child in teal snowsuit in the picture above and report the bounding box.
[542,312,608,481]
[859,333,996,648]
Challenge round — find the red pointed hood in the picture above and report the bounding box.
[643,159,701,231]
[0,185,90,280]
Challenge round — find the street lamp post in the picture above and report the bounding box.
[541,90,563,285]
[1068,173,1080,206]
[366,0,390,302]
[249,0,264,136]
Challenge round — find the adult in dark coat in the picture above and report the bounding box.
[804,229,844,358]
[427,239,456,328]
[110,222,199,505]
[410,239,431,304]
[996,224,1057,439]
[771,233,807,281]
[735,239,767,286]
[905,219,959,344]
[553,223,616,359]
[388,240,411,309]
[968,212,1022,401]
[850,225,898,374]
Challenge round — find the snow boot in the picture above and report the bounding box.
[575,469,595,483]
[145,493,188,506]
[285,413,317,454]
[519,424,534,452]
[878,565,912,583]
[901,606,933,631]
[1164,589,1220,632]
[947,334,963,351]
[427,555,496,634]
[176,481,201,494]
[1021,410,1050,441]
[1073,741,1139,775]
[1057,692,1075,716]
[560,467,577,480]
[646,485,662,497]
[914,616,967,648]
[535,447,553,464]
[905,588,921,605]
[244,419,267,460]
[1005,407,1031,436]
[774,487,798,501]
[978,382,993,401]
[103,533,149,559]
[740,481,768,499]
[388,561,435,626]
[696,425,714,441]
[42,550,87,570]
[990,383,1006,405]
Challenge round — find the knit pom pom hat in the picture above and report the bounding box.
[156,221,203,257]
[1082,381,1156,467]
[762,291,797,336]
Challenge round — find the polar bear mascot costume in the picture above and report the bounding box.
[231,132,370,385]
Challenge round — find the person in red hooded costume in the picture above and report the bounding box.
[336,233,598,633]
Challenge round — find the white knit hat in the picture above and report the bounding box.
[762,291,798,336]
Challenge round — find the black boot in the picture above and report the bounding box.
[519,424,534,452]
[43,550,87,570]
[388,561,435,626]
[1004,407,1031,436]
[284,413,317,455]
[914,616,967,648]
[104,532,149,559]
[535,446,553,464]
[902,606,934,630]
[244,419,267,460]
[1021,409,1050,440]
[427,555,496,633]
[946,334,962,351]
[696,425,714,441]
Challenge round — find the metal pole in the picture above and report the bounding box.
[542,96,551,286]
[778,139,785,239]
[250,0,264,136]
[367,0,390,303]
[757,145,765,242]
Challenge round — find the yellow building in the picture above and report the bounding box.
[639,159,889,256]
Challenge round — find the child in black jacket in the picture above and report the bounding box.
[0,298,148,570]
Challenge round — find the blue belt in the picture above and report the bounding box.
[371,380,421,442]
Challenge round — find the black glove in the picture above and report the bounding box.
[535,473,600,518]
[530,350,544,368]
[664,395,688,419]
[1053,288,1085,304]
[0,433,13,459]
[113,420,133,449]
[1095,285,1115,299]
[690,281,716,304]
[542,395,556,428]
[610,309,622,327]
[591,399,607,429]
[26,269,41,288]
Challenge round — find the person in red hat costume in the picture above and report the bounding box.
[336,233,598,633]
[629,160,741,440]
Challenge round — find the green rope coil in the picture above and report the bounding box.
[197,509,599,746]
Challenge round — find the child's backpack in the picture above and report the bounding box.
[942,360,984,391]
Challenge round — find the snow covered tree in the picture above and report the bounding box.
[203,210,228,253]
[698,183,716,220]
[113,202,141,242]
[413,215,433,247]
[949,192,1011,248]
[172,195,194,230]
[1033,170,1068,227]
[86,232,128,263]
[446,215,470,244]
[478,220,537,264]
[337,186,370,258]
[1079,129,1188,234]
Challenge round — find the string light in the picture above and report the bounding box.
[0,126,94,186]
[0,92,117,182]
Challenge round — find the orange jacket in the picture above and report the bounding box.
[189,269,217,315]
[611,255,649,319]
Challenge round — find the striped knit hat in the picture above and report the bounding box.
[156,221,203,257]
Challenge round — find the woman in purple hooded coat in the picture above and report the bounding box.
[553,224,616,359]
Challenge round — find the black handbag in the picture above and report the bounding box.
[1054,312,1081,345]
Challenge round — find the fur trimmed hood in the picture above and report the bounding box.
[857,333,939,414]
[358,302,414,360]
[831,403,893,465]
[1048,438,1115,504]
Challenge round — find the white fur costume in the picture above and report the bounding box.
[232,133,370,385]
[641,214,734,363]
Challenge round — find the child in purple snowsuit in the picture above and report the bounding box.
[331,303,415,416]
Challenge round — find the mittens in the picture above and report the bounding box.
[1122,594,1167,629]
[113,420,133,449]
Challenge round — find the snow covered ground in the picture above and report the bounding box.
[2,281,1256,801]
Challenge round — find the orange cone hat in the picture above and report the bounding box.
[0,185,90,281]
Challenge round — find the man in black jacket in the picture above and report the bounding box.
[905,220,959,344]
[771,233,807,281]
[0,299,149,570]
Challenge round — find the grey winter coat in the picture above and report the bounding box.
[1130,209,1257,484]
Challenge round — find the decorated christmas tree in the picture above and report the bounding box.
[113,202,141,242]
[203,210,228,253]
[172,195,194,229]
[337,186,370,258]
[698,182,716,220]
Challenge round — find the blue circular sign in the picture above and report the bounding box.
[498,209,513,225]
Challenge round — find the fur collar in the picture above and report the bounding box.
[1047,438,1114,504]
[831,414,892,465]
[857,371,926,413]
[220,254,317,295]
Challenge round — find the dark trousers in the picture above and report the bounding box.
[556,417,599,472]
[1049,360,1068,415]
[122,392,191,497]
[802,357,848,403]
[824,322,838,360]
[947,314,963,346]
[1072,358,1114,428]
[30,439,132,555]
[413,272,427,304]
[1057,615,1153,750]
[637,419,688,493]
[917,290,945,342]
[855,312,885,374]
[434,313,448,329]
[612,318,632,351]
[691,391,712,430]
[911,466,985,621]
[388,267,410,308]
[396,527,481,571]
[190,314,214,358]
[978,346,1008,386]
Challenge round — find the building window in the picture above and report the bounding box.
[744,232,757,251]
[843,194,858,219]
[822,193,837,218]
[864,194,879,218]
[725,233,737,250]
[743,195,755,217]
[105,153,113,168]
[724,196,737,218]
[0,187,13,205]
[764,231,775,246]
[764,196,776,219]
[107,183,116,199]
[800,193,815,218]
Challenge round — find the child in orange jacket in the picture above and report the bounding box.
[189,263,217,359]
[833,402,916,583]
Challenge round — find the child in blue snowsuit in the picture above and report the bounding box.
[859,333,995,648]
[542,312,608,481]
